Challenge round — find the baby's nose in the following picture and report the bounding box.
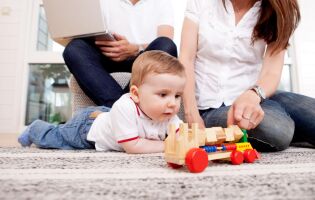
[167,97,176,107]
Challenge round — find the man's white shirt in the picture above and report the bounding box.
[101,0,174,44]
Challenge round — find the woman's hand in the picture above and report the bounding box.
[185,109,205,129]
[227,90,264,130]
[95,33,139,62]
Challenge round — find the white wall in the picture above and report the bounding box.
[293,0,315,97]
[0,0,314,134]
[0,0,30,134]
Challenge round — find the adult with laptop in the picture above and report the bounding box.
[62,0,177,108]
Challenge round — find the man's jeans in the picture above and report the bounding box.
[200,91,315,152]
[63,36,178,108]
[27,106,110,150]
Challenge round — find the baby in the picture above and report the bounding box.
[18,50,186,154]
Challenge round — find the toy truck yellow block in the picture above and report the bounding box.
[236,142,253,151]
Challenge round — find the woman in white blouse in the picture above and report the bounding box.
[180,0,315,151]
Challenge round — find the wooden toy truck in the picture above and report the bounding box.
[165,123,260,173]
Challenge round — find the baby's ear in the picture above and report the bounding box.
[130,85,140,103]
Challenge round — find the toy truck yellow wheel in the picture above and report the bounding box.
[230,150,244,165]
[185,148,208,173]
[167,162,183,169]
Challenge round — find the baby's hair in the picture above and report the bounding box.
[130,50,185,87]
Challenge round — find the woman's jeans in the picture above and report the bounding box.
[200,91,315,152]
[27,106,110,150]
[63,36,178,108]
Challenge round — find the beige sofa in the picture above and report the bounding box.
[69,72,131,114]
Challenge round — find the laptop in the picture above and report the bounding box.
[42,0,114,40]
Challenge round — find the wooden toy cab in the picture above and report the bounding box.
[164,123,260,173]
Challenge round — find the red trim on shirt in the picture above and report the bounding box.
[176,128,179,133]
[135,105,140,116]
[130,97,140,116]
[118,136,139,143]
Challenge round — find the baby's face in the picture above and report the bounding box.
[136,73,186,122]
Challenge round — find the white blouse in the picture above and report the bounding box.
[185,0,266,109]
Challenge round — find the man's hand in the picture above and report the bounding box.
[227,90,264,130]
[95,33,139,62]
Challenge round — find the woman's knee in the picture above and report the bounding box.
[249,121,294,152]
[148,37,178,57]
[249,101,295,152]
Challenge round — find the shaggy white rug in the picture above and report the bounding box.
[0,146,315,200]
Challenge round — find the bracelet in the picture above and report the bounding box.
[250,85,266,103]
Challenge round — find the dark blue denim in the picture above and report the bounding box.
[200,91,315,152]
[27,106,110,150]
[63,37,178,108]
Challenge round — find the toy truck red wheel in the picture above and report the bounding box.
[230,150,244,165]
[243,149,257,163]
[185,148,208,173]
[167,162,183,169]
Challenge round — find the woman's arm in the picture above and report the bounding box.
[179,18,205,128]
[227,45,285,130]
[257,45,285,97]
[157,25,174,40]
[120,138,164,154]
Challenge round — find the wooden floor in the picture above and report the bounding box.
[0,133,20,147]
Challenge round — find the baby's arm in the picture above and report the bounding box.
[120,138,164,154]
